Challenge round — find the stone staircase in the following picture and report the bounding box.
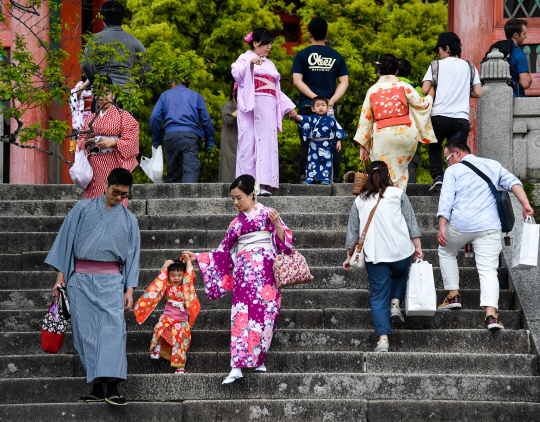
[0,183,539,421]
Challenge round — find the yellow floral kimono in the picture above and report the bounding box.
[354,75,437,191]
[133,267,200,368]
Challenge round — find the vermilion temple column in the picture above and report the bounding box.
[448,0,495,154]
[9,1,50,184]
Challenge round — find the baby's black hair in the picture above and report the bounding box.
[168,260,186,274]
[311,95,329,107]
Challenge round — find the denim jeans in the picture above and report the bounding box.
[438,223,502,309]
[163,131,200,183]
[429,115,470,179]
[365,254,414,336]
[297,106,341,182]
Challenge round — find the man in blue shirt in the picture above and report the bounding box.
[150,81,215,183]
[291,17,349,182]
[436,138,533,330]
[505,18,532,97]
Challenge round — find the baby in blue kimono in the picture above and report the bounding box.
[290,96,348,184]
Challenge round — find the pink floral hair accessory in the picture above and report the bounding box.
[244,32,253,44]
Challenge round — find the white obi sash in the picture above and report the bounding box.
[231,230,273,265]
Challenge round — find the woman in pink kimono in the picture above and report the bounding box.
[184,174,294,385]
[232,28,296,196]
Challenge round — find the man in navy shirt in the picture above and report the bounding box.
[505,18,532,97]
[150,81,214,183]
[291,17,349,182]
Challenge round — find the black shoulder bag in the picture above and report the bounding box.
[460,160,515,234]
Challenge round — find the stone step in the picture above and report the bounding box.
[0,212,442,233]
[0,402,186,421]
[0,267,509,291]
[1,351,535,379]
[0,330,530,355]
[2,373,539,404]
[0,288,513,312]
[366,400,540,422]
[4,400,540,422]
[0,249,488,272]
[0,306,520,334]
[0,183,437,201]
[0,229,448,254]
[0,196,438,217]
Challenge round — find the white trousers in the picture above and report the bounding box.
[438,223,502,309]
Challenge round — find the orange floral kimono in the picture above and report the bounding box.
[354,75,437,191]
[133,267,200,368]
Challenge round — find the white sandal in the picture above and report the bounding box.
[175,368,186,374]
[150,351,160,360]
[254,364,267,373]
[222,374,243,385]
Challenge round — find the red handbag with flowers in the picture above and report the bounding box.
[273,250,314,288]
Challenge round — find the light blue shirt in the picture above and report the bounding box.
[437,155,522,232]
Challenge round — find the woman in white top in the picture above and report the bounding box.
[343,161,423,352]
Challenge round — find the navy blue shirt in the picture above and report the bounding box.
[291,45,349,108]
[150,85,214,147]
[508,43,529,97]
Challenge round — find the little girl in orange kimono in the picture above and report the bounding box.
[133,255,200,374]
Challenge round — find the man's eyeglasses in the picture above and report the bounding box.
[112,190,129,199]
[445,152,454,164]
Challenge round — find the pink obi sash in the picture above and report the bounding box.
[163,301,189,322]
[254,75,276,97]
[74,259,121,274]
[370,87,411,129]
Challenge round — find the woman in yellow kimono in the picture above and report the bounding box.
[354,54,437,191]
[133,255,200,374]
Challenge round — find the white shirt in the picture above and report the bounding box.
[353,187,415,264]
[437,155,522,232]
[423,57,481,120]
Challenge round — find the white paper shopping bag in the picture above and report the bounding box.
[512,216,539,270]
[405,259,437,316]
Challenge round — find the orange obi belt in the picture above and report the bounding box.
[370,87,411,129]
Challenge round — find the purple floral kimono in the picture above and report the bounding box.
[196,203,294,368]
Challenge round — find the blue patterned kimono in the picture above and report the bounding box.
[45,195,140,383]
[299,114,348,183]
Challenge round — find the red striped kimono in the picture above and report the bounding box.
[133,267,200,368]
[77,107,139,207]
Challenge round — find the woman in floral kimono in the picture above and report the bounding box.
[232,28,296,196]
[184,174,294,385]
[354,54,437,191]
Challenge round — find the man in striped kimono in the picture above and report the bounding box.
[46,168,141,406]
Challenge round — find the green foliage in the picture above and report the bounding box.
[522,181,540,223]
[125,0,447,183]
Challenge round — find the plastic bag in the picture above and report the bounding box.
[69,147,93,189]
[405,258,437,316]
[140,145,164,183]
[512,216,539,270]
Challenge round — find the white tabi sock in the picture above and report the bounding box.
[153,345,161,353]
[229,367,243,378]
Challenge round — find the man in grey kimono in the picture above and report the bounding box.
[46,168,140,406]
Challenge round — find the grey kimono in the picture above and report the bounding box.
[45,195,141,382]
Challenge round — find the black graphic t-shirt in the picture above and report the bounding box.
[291,45,349,108]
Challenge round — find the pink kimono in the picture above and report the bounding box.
[196,203,294,368]
[232,50,296,190]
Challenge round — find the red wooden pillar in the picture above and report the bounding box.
[60,0,82,183]
[9,1,50,184]
[448,0,495,155]
[93,0,107,33]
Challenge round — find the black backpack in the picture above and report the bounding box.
[481,39,516,63]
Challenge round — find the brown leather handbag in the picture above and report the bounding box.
[352,160,369,196]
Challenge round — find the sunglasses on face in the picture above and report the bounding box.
[112,189,129,199]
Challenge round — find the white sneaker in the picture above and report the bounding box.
[375,339,389,352]
[390,304,404,322]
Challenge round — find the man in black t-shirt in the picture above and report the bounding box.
[291,17,349,182]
